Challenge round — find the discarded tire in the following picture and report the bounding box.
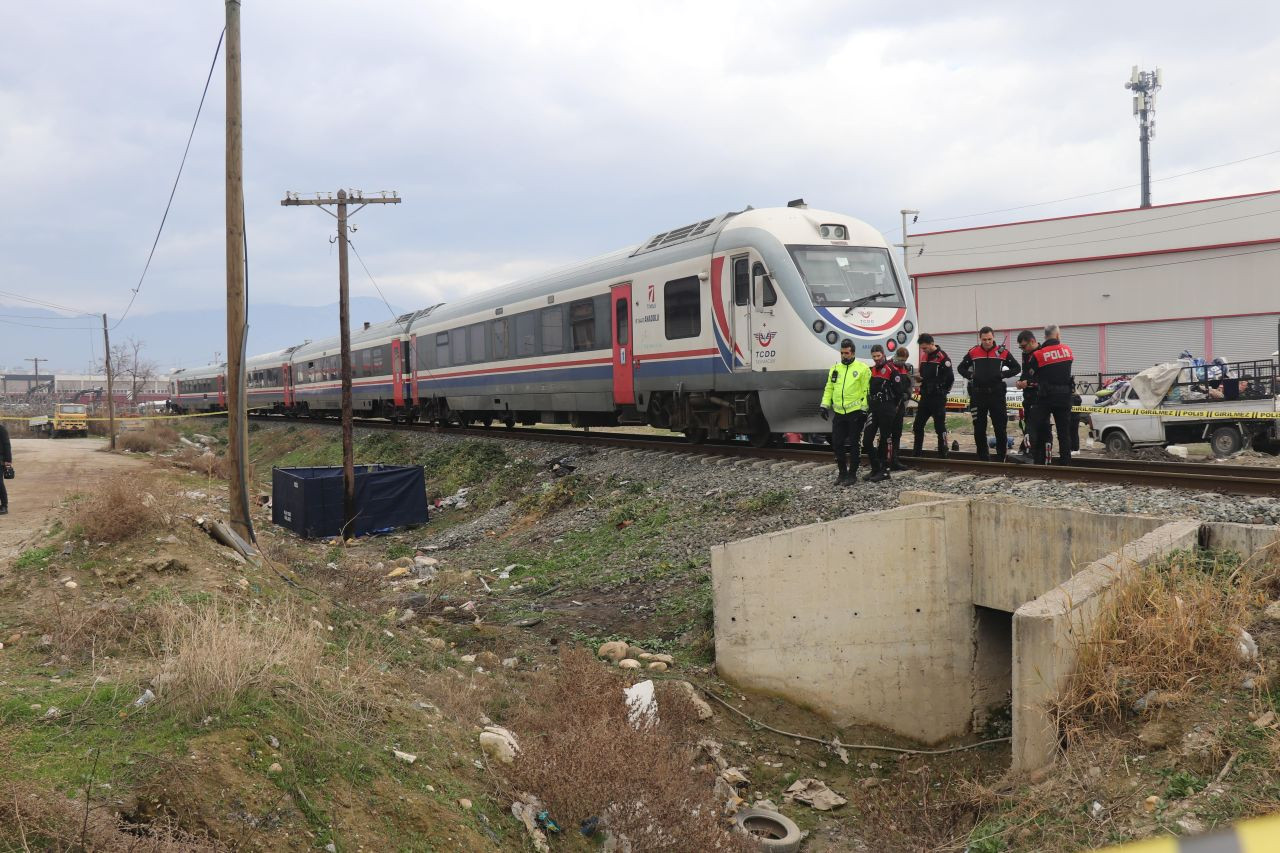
[733,807,802,852]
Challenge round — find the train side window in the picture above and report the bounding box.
[733,257,750,306]
[435,332,450,368]
[372,345,387,375]
[615,298,629,346]
[468,324,486,362]
[516,312,537,357]
[595,294,612,349]
[492,318,509,359]
[451,329,467,365]
[541,306,564,354]
[753,262,777,307]
[570,299,595,351]
[664,276,701,340]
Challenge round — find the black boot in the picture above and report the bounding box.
[835,458,848,485]
[868,460,889,482]
[844,465,859,485]
[937,438,949,459]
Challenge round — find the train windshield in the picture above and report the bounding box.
[787,246,905,309]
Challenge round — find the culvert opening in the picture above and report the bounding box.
[973,605,1012,738]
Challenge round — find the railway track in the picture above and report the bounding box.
[249,413,1280,497]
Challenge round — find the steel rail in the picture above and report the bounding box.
[250,414,1280,497]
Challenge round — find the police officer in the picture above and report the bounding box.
[0,421,11,514]
[889,347,912,470]
[819,338,870,486]
[911,333,954,458]
[865,344,903,482]
[1026,324,1075,466]
[957,326,1021,462]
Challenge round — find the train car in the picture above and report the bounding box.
[288,318,414,419]
[170,362,226,413]
[403,203,916,443]
[173,201,915,444]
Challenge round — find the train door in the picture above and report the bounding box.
[216,374,226,409]
[282,362,294,407]
[391,339,405,408]
[610,282,634,405]
[409,334,420,406]
[729,255,753,372]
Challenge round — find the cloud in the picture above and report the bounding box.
[3,0,1280,369]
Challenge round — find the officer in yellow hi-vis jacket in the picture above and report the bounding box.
[819,338,871,487]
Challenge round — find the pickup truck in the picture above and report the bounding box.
[1088,379,1280,458]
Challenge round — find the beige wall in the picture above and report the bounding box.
[712,500,976,743]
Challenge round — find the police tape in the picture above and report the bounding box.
[1092,811,1280,852]
[940,396,1280,421]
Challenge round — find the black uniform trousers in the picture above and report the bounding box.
[0,470,7,509]
[868,401,897,466]
[912,393,948,453]
[970,388,1008,461]
[1031,394,1074,465]
[831,410,867,472]
[892,401,907,459]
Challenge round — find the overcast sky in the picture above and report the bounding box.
[3,1,1279,337]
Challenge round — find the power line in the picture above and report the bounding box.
[112,27,225,331]
[921,241,1280,289]
[0,317,99,331]
[346,238,399,320]
[885,146,1280,234]
[922,200,1280,258]
[0,288,96,316]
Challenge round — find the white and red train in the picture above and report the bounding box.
[170,203,918,444]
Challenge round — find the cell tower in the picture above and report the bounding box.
[1124,65,1162,208]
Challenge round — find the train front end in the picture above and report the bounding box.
[714,206,917,435]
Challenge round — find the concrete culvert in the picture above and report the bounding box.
[734,808,802,852]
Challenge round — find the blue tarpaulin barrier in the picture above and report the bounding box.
[272,464,428,539]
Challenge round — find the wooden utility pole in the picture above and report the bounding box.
[101,316,116,449]
[281,189,401,530]
[224,0,253,543]
[24,358,43,395]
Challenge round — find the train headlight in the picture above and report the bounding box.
[825,331,839,344]
[903,320,914,333]
[886,340,897,351]
[896,330,908,343]
[819,224,848,240]
[812,319,825,334]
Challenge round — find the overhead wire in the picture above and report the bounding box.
[0,288,96,316]
[346,239,400,320]
[921,241,1280,289]
[884,145,1280,234]
[112,27,225,331]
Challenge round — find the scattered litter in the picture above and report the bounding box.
[1236,627,1258,661]
[267,735,280,749]
[783,778,847,811]
[624,679,658,727]
[720,767,749,788]
[43,707,61,720]
[392,749,417,764]
[1089,801,1105,821]
[829,737,851,765]
[132,689,156,708]
[1253,710,1276,729]
[385,566,411,579]
[580,816,600,837]
[512,797,551,853]
[536,811,561,834]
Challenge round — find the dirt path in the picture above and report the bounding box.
[0,438,144,560]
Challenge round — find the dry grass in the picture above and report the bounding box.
[39,595,161,662]
[851,765,997,852]
[0,782,221,852]
[151,598,324,721]
[118,423,179,453]
[1057,548,1271,732]
[506,648,750,852]
[70,472,173,544]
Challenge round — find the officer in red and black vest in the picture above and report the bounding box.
[957,326,1021,462]
[1025,324,1075,465]
[865,344,904,482]
[912,333,954,458]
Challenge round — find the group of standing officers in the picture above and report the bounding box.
[819,324,1077,485]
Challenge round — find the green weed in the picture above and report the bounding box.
[13,545,57,571]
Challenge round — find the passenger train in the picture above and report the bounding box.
[170,202,918,444]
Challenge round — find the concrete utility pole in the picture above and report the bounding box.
[281,189,401,531]
[1124,66,1162,208]
[894,208,921,307]
[224,0,253,544]
[101,315,116,449]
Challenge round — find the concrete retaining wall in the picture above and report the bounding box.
[1010,519,1202,773]
[712,500,975,742]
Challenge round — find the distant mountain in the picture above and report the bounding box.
[0,297,404,374]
